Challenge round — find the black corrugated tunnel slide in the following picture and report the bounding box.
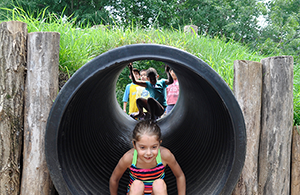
[45,44,246,195]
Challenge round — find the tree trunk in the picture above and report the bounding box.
[232,60,262,195]
[21,32,60,195]
[0,21,27,195]
[258,56,294,195]
[291,126,300,195]
[184,25,198,35]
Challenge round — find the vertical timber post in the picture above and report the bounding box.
[183,25,198,35]
[232,60,262,195]
[0,21,27,195]
[258,56,293,194]
[291,126,300,195]
[21,32,60,194]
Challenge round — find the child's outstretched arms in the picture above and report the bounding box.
[109,151,132,195]
[165,65,174,85]
[162,148,186,195]
[128,63,147,87]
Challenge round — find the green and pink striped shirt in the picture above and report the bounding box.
[127,149,165,194]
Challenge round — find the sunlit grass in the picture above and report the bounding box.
[294,64,300,125]
[1,6,299,125]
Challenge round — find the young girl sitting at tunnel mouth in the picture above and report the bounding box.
[128,63,173,120]
[109,120,186,195]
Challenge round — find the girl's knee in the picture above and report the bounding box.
[136,98,148,109]
[129,180,144,194]
[152,179,167,193]
[147,97,156,104]
[136,98,143,105]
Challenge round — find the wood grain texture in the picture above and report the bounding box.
[232,60,262,195]
[21,32,60,195]
[0,21,27,195]
[291,126,300,195]
[258,56,294,195]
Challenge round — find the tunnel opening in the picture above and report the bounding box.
[116,60,181,119]
[46,44,246,195]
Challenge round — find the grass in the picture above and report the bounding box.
[1,6,299,125]
[294,64,300,125]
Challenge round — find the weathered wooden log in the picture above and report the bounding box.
[291,126,300,195]
[184,25,198,35]
[21,32,60,194]
[258,56,294,195]
[232,60,262,195]
[0,21,27,195]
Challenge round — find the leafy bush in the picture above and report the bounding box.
[1,6,299,125]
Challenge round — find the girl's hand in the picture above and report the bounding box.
[128,63,133,71]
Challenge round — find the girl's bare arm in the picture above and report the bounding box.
[162,148,186,195]
[164,65,174,85]
[128,63,147,87]
[109,151,132,195]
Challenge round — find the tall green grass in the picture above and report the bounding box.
[294,65,300,125]
[1,6,299,125]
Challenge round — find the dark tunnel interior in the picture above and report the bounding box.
[45,44,246,195]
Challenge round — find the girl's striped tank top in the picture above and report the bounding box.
[127,149,165,194]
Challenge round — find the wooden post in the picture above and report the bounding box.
[21,32,60,194]
[0,21,27,195]
[232,60,262,195]
[258,56,293,195]
[184,25,198,35]
[291,126,300,195]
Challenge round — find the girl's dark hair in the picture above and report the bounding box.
[146,68,158,77]
[132,120,162,144]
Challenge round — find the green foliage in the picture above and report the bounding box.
[41,0,113,26]
[294,64,300,125]
[1,4,300,125]
[0,0,113,26]
[110,0,178,28]
[176,0,261,44]
[0,0,262,45]
[258,0,300,62]
[256,0,300,126]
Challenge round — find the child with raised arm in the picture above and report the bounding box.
[166,69,179,114]
[123,68,141,114]
[128,63,173,120]
[109,120,186,195]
